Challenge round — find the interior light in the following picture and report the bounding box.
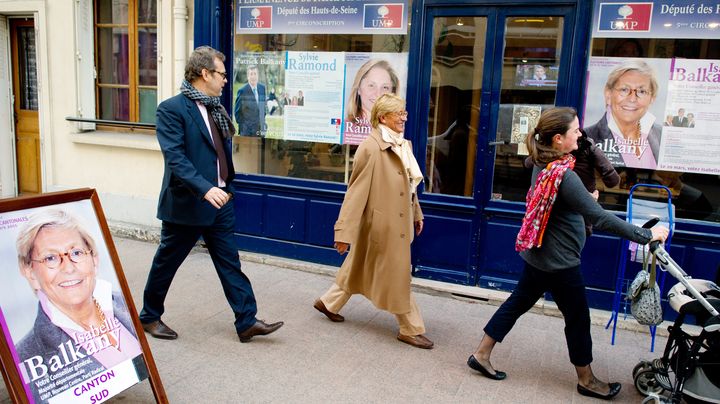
[456,17,464,26]
[663,23,672,27]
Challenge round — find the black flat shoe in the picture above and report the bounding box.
[467,355,506,380]
[577,382,621,400]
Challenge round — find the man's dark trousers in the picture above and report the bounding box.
[139,202,257,333]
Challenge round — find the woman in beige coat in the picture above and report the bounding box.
[313,94,432,349]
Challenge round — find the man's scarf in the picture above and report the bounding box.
[515,154,575,252]
[180,80,236,138]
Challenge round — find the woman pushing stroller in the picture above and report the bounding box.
[467,107,669,399]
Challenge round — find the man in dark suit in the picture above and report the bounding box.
[233,65,266,136]
[139,46,283,342]
[672,108,689,127]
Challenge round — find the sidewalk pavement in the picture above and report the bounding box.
[1,237,664,403]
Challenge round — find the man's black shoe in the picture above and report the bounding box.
[142,320,178,340]
[238,319,284,343]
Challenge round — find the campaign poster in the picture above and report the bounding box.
[510,105,542,156]
[656,59,720,175]
[232,51,286,139]
[582,57,671,169]
[283,51,345,143]
[236,0,408,35]
[0,200,148,403]
[342,52,408,145]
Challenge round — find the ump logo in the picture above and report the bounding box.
[597,3,653,32]
[238,6,272,30]
[363,4,403,29]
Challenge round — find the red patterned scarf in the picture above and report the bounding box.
[515,154,576,252]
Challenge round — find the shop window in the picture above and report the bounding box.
[94,0,157,124]
[490,16,564,202]
[424,17,486,196]
[585,31,720,222]
[232,3,411,183]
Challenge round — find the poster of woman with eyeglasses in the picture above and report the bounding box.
[0,200,147,403]
[583,57,671,169]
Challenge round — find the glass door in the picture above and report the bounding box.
[413,5,576,286]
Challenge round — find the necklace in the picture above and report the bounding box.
[78,298,118,349]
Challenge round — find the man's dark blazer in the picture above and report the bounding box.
[233,83,266,136]
[156,94,235,226]
[585,113,662,162]
[15,294,144,402]
[672,115,689,127]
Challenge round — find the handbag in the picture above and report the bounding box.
[627,248,663,326]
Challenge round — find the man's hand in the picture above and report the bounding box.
[591,190,599,201]
[415,220,424,236]
[204,187,232,209]
[334,242,349,255]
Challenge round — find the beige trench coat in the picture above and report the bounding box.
[334,128,423,314]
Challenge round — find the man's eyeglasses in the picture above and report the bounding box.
[31,248,93,269]
[209,69,227,79]
[614,87,651,99]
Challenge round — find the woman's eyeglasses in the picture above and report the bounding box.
[614,87,651,99]
[31,248,93,269]
[392,111,409,118]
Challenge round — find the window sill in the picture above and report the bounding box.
[71,131,160,151]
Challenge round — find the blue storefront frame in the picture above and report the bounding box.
[194,0,720,312]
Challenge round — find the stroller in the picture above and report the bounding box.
[632,230,720,403]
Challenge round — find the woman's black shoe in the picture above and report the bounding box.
[576,382,621,400]
[467,355,507,380]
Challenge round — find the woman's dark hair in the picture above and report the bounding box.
[525,107,577,165]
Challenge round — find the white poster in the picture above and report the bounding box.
[283,51,345,143]
[657,59,720,175]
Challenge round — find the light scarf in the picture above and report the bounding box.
[515,154,575,252]
[380,124,423,194]
[180,80,236,139]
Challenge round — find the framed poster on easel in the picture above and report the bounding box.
[0,189,167,404]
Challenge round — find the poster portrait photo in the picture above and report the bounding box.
[582,57,671,170]
[0,200,147,403]
[343,52,408,145]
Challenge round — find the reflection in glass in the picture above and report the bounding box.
[491,16,563,202]
[98,87,130,121]
[97,27,129,85]
[17,27,38,111]
[138,0,157,24]
[138,28,157,86]
[96,0,129,24]
[424,17,486,196]
[138,88,156,123]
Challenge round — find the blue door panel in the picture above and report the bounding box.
[308,200,342,245]
[414,214,474,269]
[234,191,264,234]
[481,221,523,280]
[265,195,306,242]
[580,233,624,290]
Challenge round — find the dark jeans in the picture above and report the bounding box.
[140,202,258,333]
[484,263,593,366]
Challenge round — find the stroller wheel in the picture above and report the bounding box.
[633,361,652,378]
[635,370,665,396]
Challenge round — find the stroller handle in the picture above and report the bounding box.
[651,243,720,319]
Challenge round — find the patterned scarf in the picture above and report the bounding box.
[180,80,236,138]
[515,154,575,252]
